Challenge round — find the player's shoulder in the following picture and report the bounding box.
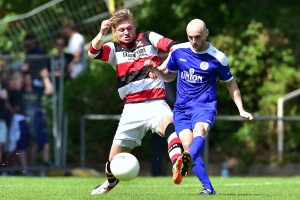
[207,44,228,66]
[143,31,162,39]
[171,42,191,52]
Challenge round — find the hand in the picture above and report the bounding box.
[144,59,157,72]
[40,68,49,79]
[100,19,112,35]
[148,72,158,79]
[21,63,29,72]
[0,89,8,99]
[239,110,254,121]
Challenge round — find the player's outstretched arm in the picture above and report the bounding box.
[91,19,112,50]
[225,79,254,121]
[144,58,177,82]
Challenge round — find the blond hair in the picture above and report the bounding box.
[111,8,135,29]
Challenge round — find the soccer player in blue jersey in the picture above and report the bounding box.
[144,19,254,195]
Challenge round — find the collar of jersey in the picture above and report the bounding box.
[190,43,211,54]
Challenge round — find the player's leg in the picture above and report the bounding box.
[174,129,193,182]
[190,120,216,195]
[170,109,194,184]
[157,115,183,166]
[92,103,140,195]
[91,144,133,195]
[106,144,132,183]
[152,101,185,184]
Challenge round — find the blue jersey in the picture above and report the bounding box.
[167,42,233,111]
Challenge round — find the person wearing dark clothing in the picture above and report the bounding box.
[23,69,53,167]
[22,34,50,80]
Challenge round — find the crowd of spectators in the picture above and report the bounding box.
[0,19,86,175]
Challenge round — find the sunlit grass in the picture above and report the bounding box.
[1,176,300,200]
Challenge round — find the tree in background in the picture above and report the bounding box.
[135,0,300,166]
[0,0,299,168]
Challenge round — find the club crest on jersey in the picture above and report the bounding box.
[123,47,147,60]
[180,68,203,83]
[200,61,209,70]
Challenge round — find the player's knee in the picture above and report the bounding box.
[182,141,191,151]
[158,115,173,134]
[164,123,175,138]
[193,131,207,138]
[193,124,209,138]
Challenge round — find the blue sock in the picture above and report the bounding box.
[189,136,205,157]
[189,136,215,193]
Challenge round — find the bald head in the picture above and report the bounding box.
[186,19,209,51]
[186,19,206,34]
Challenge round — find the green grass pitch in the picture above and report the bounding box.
[1,176,300,199]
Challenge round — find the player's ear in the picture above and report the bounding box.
[206,29,209,37]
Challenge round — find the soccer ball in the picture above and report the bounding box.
[110,152,140,181]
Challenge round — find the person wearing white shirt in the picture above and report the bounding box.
[61,19,87,79]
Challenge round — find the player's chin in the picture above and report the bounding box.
[192,45,201,51]
[122,37,134,44]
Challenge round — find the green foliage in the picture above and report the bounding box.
[63,61,122,163]
[0,0,49,18]
[1,0,300,166]
[212,21,299,164]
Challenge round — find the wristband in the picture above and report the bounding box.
[96,34,103,42]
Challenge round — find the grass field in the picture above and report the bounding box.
[1,176,300,200]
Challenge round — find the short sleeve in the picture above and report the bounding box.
[216,56,233,81]
[166,52,178,72]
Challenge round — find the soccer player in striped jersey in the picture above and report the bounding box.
[88,9,184,195]
[144,19,254,195]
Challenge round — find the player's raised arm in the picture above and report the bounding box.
[225,79,254,121]
[144,57,177,82]
[91,19,112,50]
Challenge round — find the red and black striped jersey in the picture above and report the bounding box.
[88,31,175,103]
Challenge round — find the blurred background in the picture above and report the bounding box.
[0,0,299,177]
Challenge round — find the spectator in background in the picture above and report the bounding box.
[6,71,30,174]
[61,19,86,79]
[23,68,53,168]
[0,78,8,166]
[22,34,50,80]
[52,36,74,91]
[0,68,12,170]
[0,69,10,90]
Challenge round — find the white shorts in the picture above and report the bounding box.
[113,99,173,148]
[0,120,7,144]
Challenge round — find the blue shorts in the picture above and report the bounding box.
[173,108,216,135]
[32,111,49,150]
[17,120,31,151]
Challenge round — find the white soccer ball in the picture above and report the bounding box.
[110,152,140,181]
